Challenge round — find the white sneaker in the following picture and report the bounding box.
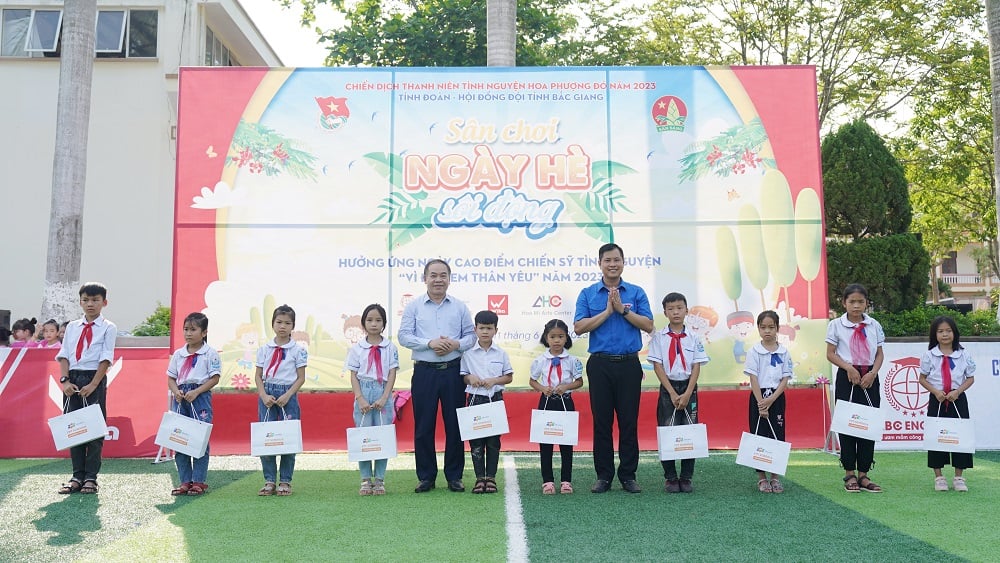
[934,476,948,492]
[953,476,968,492]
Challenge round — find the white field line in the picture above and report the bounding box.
[503,455,529,562]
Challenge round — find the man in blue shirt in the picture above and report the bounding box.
[398,259,476,493]
[574,243,654,493]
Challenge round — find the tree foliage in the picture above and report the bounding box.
[895,39,998,278]
[626,0,983,128]
[822,120,911,240]
[827,235,930,313]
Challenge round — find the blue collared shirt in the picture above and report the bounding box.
[574,278,652,354]
[397,293,476,362]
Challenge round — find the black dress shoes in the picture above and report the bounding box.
[447,479,465,492]
[590,479,611,493]
[621,479,642,493]
[414,480,435,493]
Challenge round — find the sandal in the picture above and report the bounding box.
[258,482,276,496]
[769,478,784,494]
[542,482,556,495]
[187,482,208,496]
[171,482,192,496]
[276,482,292,496]
[372,478,386,495]
[80,480,99,494]
[472,479,487,494]
[560,481,573,494]
[858,476,882,493]
[360,479,373,496]
[843,475,860,493]
[758,478,772,493]
[483,477,498,494]
[58,479,83,494]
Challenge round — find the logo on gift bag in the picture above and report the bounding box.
[673,437,694,451]
[848,414,869,431]
[264,432,286,447]
[472,415,493,430]
[936,429,960,445]
[752,446,774,465]
[543,420,564,437]
[169,428,190,446]
[66,422,89,438]
[361,436,383,453]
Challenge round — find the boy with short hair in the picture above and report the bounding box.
[648,292,709,493]
[55,282,117,494]
[460,310,513,494]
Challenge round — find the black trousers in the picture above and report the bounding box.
[926,393,974,470]
[537,394,575,483]
[411,360,465,482]
[468,392,503,479]
[66,370,107,482]
[835,367,879,472]
[657,379,698,480]
[587,355,642,482]
[749,389,786,442]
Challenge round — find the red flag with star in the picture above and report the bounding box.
[316,96,350,118]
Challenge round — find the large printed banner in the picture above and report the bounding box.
[174,66,829,390]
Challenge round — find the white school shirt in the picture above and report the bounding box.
[255,339,309,385]
[460,341,513,396]
[529,351,584,389]
[919,346,975,392]
[346,338,400,382]
[647,327,709,381]
[167,343,222,386]
[825,314,885,365]
[743,343,794,389]
[56,316,117,370]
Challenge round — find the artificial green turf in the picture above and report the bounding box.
[2,452,997,562]
[0,457,508,562]
[516,452,997,562]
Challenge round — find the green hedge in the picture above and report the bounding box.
[872,306,1000,337]
[132,304,171,336]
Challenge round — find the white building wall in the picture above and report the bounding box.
[0,0,280,330]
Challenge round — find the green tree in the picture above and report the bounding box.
[307,0,576,66]
[895,39,998,292]
[827,235,930,313]
[625,0,982,128]
[822,120,911,240]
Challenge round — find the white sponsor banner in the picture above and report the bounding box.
[832,341,1000,450]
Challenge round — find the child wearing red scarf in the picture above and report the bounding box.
[347,304,399,496]
[825,284,885,493]
[918,316,975,491]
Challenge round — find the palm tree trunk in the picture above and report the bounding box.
[486,0,516,66]
[42,0,97,321]
[989,0,1000,320]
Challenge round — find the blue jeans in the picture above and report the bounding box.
[258,382,301,483]
[172,385,213,484]
[353,379,395,480]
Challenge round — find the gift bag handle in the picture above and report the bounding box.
[62,393,90,415]
[541,393,570,412]
[362,407,384,426]
[937,398,966,420]
[262,405,289,423]
[753,414,779,440]
[172,396,200,419]
[848,384,876,408]
[667,406,695,427]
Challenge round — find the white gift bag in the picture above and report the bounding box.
[347,409,398,462]
[250,407,303,456]
[48,397,108,451]
[456,396,510,441]
[923,403,976,454]
[830,386,883,441]
[736,418,791,475]
[529,395,579,446]
[154,402,213,459]
[657,409,709,461]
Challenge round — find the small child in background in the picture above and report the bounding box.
[648,292,709,493]
[918,316,975,492]
[10,317,37,348]
[744,311,793,493]
[254,305,308,497]
[58,321,69,342]
[461,310,513,494]
[529,319,583,494]
[166,313,221,496]
[36,319,62,348]
[347,304,399,496]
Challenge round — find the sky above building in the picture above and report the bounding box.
[241,0,339,66]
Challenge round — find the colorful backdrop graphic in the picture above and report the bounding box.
[173,66,828,390]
